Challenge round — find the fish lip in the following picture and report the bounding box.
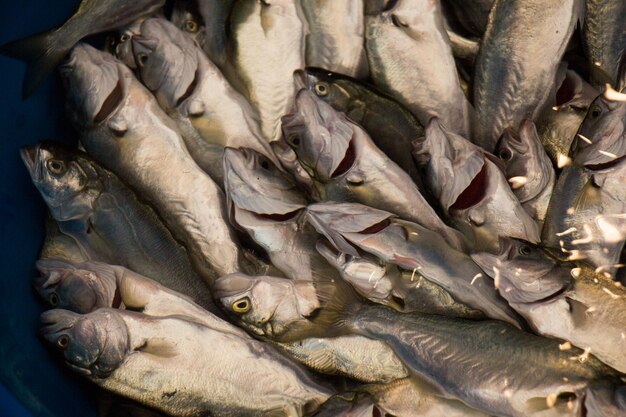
[293,70,307,90]
[20,145,37,176]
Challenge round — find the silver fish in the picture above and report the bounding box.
[472,238,626,374]
[495,120,556,227]
[228,0,306,142]
[300,0,368,79]
[306,202,523,327]
[41,308,331,416]
[281,88,466,251]
[473,0,584,151]
[40,213,89,263]
[61,43,250,281]
[365,0,471,136]
[414,119,541,252]
[20,142,216,311]
[0,0,165,97]
[130,17,278,185]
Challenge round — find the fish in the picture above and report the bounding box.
[306,201,523,327]
[281,88,466,251]
[129,17,278,185]
[169,0,207,55]
[472,238,626,374]
[535,70,599,164]
[40,307,332,416]
[61,43,253,281]
[228,0,306,142]
[0,0,165,97]
[301,67,426,190]
[40,213,89,263]
[342,304,621,417]
[495,120,556,227]
[316,240,484,319]
[300,0,368,79]
[364,0,471,136]
[473,0,584,151]
[414,118,541,252]
[582,0,626,86]
[311,392,377,417]
[444,0,493,36]
[20,142,217,312]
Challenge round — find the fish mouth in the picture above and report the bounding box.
[20,145,43,181]
[449,160,489,211]
[293,70,307,90]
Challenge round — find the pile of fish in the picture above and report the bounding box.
[4,0,626,416]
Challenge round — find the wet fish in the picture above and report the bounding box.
[444,0,493,37]
[306,201,523,327]
[316,240,483,319]
[61,43,251,281]
[414,118,541,252]
[473,0,584,151]
[300,0,368,79]
[365,0,471,136]
[472,238,626,374]
[301,68,426,189]
[281,88,466,251]
[170,0,205,50]
[40,213,89,263]
[343,304,620,417]
[495,120,556,227]
[228,0,306,142]
[0,0,165,97]
[20,142,216,311]
[582,0,626,87]
[40,308,332,416]
[129,17,277,185]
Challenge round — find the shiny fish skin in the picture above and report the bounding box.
[40,308,332,417]
[39,214,89,263]
[228,0,306,142]
[365,0,471,136]
[61,43,250,282]
[301,0,368,79]
[473,0,584,151]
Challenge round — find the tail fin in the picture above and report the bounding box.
[0,29,67,98]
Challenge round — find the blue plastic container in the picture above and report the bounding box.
[0,1,98,416]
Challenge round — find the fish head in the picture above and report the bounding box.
[61,43,129,129]
[281,88,356,182]
[306,202,395,257]
[471,238,570,304]
[40,309,129,378]
[386,0,438,32]
[132,18,200,111]
[573,85,626,168]
[214,273,320,339]
[224,147,307,230]
[34,259,116,314]
[113,20,145,69]
[302,68,353,113]
[21,142,101,222]
[495,120,554,203]
[170,0,206,47]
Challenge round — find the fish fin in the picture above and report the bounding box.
[565,296,589,328]
[0,29,68,98]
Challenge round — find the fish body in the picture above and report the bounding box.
[40,214,89,263]
[282,89,465,251]
[301,68,425,189]
[62,43,248,281]
[472,239,626,373]
[473,0,583,151]
[41,308,331,416]
[21,143,216,311]
[414,119,541,251]
[365,0,470,136]
[583,0,626,86]
[0,0,165,96]
[130,18,277,185]
[301,0,368,79]
[228,0,306,142]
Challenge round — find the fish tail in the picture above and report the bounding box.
[0,28,68,98]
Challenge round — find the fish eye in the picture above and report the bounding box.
[48,292,59,307]
[185,20,198,33]
[287,134,301,147]
[260,159,270,170]
[56,335,70,349]
[119,34,129,43]
[498,149,513,161]
[136,52,149,67]
[46,159,67,175]
[589,105,602,119]
[232,297,251,313]
[314,82,329,97]
[518,244,532,256]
